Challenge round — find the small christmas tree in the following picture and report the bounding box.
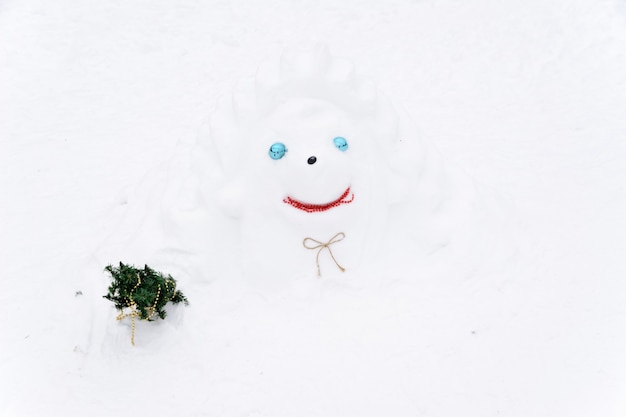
[104,262,189,345]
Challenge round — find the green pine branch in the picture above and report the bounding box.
[103,262,189,321]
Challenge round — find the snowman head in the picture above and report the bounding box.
[207,44,419,222]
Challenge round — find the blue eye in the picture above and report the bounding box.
[269,142,287,160]
[333,136,348,152]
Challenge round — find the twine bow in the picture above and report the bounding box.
[303,232,346,277]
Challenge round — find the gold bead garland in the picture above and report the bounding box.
[115,273,174,346]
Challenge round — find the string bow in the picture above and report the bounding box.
[303,232,346,277]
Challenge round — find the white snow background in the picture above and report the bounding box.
[1,0,626,416]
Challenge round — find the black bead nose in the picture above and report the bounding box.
[307,156,317,165]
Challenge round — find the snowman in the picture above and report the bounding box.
[97,44,508,294]
[197,44,456,284]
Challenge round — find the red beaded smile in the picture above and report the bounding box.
[283,187,355,213]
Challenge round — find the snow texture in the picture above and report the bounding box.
[1,1,626,416]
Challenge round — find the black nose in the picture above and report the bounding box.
[307,156,317,165]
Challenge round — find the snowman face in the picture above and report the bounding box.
[249,98,361,214]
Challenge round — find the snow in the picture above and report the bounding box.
[1,0,626,416]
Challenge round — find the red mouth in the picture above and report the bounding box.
[283,187,355,213]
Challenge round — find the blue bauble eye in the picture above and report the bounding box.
[269,142,287,160]
[333,136,348,152]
